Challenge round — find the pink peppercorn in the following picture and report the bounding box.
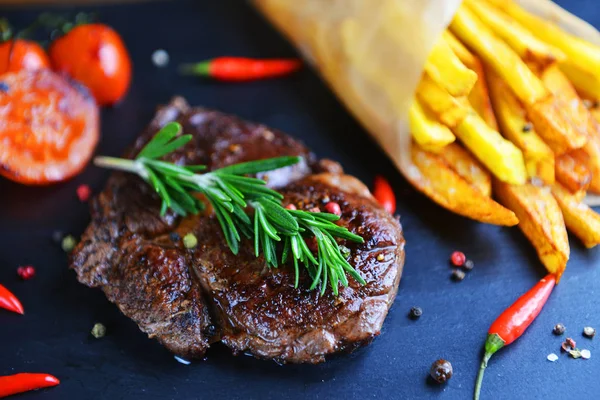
[285,204,297,210]
[77,184,91,202]
[324,201,342,216]
[450,251,466,267]
[17,265,36,280]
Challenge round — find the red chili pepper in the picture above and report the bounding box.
[474,274,556,400]
[0,284,24,315]
[373,176,396,214]
[0,373,60,397]
[180,57,302,81]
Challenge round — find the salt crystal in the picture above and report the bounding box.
[581,349,591,360]
[152,49,170,67]
[547,353,558,362]
[174,355,191,365]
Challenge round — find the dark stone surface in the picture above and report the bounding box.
[0,0,598,398]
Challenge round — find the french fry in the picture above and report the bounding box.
[424,36,478,98]
[436,143,492,197]
[494,180,569,280]
[525,96,588,155]
[450,6,549,105]
[415,73,470,128]
[409,142,518,226]
[443,31,477,68]
[409,100,456,151]
[555,151,592,193]
[540,65,600,193]
[552,183,600,248]
[495,1,600,79]
[561,63,600,101]
[453,110,526,185]
[443,31,498,130]
[487,68,555,184]
[465,0,565,68]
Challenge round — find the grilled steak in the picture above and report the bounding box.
[71,97,405,363]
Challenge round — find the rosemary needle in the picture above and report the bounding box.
[94,122,365,294]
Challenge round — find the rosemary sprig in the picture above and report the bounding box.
[94,122,365,294]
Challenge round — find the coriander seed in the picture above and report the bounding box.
[583,326,596,338]
[183,233,198,249]
[91,323,106,339]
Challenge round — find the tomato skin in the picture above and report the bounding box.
[49,23,131,106]
[0,39,50,75]
[0,69,99,185]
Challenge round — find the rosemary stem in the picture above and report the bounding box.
[94,156,149,180]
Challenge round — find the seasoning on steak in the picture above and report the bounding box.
[70,97,405,363]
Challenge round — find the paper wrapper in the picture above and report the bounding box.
[253,0,600,207]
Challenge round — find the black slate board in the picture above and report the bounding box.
[0,0,599,399]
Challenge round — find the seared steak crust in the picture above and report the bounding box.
[71,98,405,363]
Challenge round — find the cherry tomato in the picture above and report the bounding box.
[49,23,131,106]
[373,175,396,214]
[0,39,50,75]
[0,69,99,185]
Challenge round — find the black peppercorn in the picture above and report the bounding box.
[0,82,8,92]
[170,232,181,242]
[430,359,453,384]
[463,259,475,271]
[408,306,422,320]
[553,323,566,336]
[522,122,533,133]
[451,269,466,281]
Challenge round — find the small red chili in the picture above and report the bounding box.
[450,251,466,267]
[324,201,341,216]
[372,176,396,214]
[285,204,297,210]
[0,373,60,397]
[180,57,302,81]
[0,283,24,315]
[474,274,556,400]
[17,266,35,280]
[76,184,91,202]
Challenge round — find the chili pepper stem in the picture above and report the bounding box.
[179,61,211,77]
[474,334,505,400]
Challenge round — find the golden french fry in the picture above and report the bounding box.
[494,180,569,280]
[416,73,470,128]
[443,31,498,130]
[555,151,592,193]
[552,183,600,248]
[453,110,526,185]
[525,96,588,155]
[496,2,600,79]
[424,36,478,98]
[409,142,518,226]
[443,31,477,68]
[465,0,565,67]
[409,100,456,150]
[540,66,600,193]
[561,63,600,101]
[450,6,549,105]
[436,143,492,197]
[487,68,555,184]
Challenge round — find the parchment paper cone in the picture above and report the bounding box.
[253,0,600,207]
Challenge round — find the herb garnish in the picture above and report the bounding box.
[94,122,365,294]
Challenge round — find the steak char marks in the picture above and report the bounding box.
[71,97,405,363]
